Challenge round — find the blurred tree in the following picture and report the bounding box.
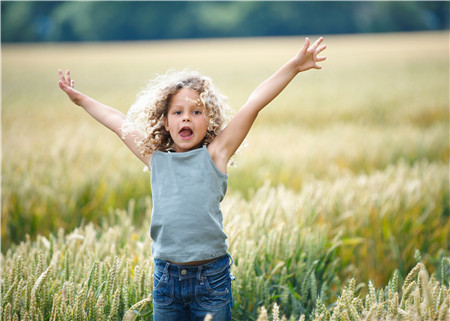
[354,1,444,33]
[419,1,450,29]
[1,1,61,42]
[1,2,448,42]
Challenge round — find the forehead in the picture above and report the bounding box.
[170,88,202,107]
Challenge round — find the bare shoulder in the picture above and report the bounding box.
[206,142,228,175]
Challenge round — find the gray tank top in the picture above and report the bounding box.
[150,145,228,262]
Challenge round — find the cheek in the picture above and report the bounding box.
[198,117,208,131]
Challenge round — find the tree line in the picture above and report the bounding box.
[1,1,449,42]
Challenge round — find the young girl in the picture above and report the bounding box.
[58,37,326,321]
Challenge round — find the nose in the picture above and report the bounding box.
[182,113,191,122]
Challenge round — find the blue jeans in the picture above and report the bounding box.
[152,254,234,321]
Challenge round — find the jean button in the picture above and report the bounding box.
[181,269,187,275]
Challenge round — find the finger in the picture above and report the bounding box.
[58,69,65,82]
[311,37,323,50]
[58,70,69,89]
[65,69,71,84]
[300,37,310,53]
[316,44,327,55]
[316,56,327,62]
[71,80,75,87]
[59,70,68,85]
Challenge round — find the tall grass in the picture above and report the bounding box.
[0,202,155,321]
[258,260,449,321]
[3,33,448,247]
[1,183,448,320]
[1,193,335,320]
[1,32,449,319]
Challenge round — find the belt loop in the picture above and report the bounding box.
[197,266,203,281]
[227,253,233,267]
[163,262,170,282]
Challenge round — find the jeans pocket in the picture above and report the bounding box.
[195,268,231,310]
[153,271,174,306]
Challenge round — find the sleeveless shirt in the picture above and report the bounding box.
[150,146,229,262]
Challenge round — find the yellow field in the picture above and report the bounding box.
[1,32,449,320]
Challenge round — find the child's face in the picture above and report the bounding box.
[164,87,208,153]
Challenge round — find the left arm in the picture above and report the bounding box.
[209,37,327,171]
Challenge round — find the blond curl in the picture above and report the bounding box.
[123,70,233,156]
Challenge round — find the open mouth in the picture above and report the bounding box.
[179,127,193,140]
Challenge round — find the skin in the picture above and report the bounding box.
[58,37,327,175]
[164,88,208,153]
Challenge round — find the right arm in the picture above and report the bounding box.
[58,69,152,166]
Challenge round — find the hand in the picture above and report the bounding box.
[58,69,83,105]
[294,37,327,72]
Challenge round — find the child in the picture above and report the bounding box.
[58,37,326,321]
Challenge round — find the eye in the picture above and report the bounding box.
[174,111,182,115]
[193,110,202,115]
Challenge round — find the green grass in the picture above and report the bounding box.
[1,32,449,320]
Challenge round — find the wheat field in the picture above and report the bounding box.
[1,32,449,320]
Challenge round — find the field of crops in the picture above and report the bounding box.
[2,32,449,320]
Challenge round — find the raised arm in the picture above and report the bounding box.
[58,69,151,166]
[209,37,326,172]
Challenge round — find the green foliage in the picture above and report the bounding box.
[1,2,448,42]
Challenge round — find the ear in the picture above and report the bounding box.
[163,117,169,131]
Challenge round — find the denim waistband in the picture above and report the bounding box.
[154,254,233,280]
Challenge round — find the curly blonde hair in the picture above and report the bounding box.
[123,70,233,155]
